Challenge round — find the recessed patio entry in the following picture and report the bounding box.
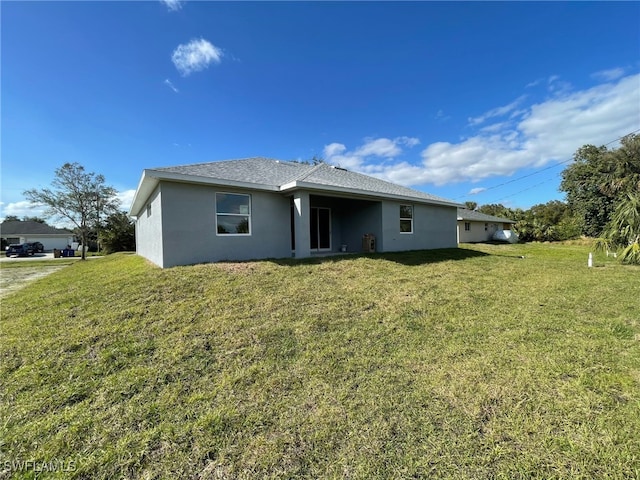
[310,207,331,251]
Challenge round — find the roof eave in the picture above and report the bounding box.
[280,181,462,208]
[129,170,157,217]
[457,215,517,223]
[129,169,281,217]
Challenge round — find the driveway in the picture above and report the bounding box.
[0,252,90,297]
[0,252,55,262]
[0,263,69,298]
[0,252,91,262]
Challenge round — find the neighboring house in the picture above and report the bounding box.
[129,158,462,268]
[0,221,74,251]
[457,208,516,243]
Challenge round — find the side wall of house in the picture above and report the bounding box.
[457,221,499,243]
[380,202,457,252]
[135,186,164,267]
[159,182,292,267]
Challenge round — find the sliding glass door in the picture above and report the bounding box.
[310,207,331,251]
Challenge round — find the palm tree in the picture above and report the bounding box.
[596,193,640,264]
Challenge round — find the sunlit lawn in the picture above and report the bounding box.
[1,243,638,479]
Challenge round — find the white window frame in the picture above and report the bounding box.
[215,192,251,236]
[400,205,413,234]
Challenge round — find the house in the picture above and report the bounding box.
[457,208,516,243]
[0,220,74,251]
[129,158,462,268]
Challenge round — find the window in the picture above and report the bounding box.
[464,222,471,231]
[146,204,152,218]
[484,223,488,231]
[216,193,251,235]
[400,205,413,234]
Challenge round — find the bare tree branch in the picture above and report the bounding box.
[23,163,121,260]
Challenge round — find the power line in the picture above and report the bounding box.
[495,174,561,203]
[456,128,640,201]
[455,162,566,199]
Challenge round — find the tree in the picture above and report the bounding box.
[596,193,640,264]
[24,163,120,260]
[561,134,640,237]
[475,201,579,242]
[23,216,47,223]
[3,215,20,222]
[464,201,478,211]
[477,203,513,218]
[100,211,135,254]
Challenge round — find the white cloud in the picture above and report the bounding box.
[354,138,402,158]
[323,136,420,170]
[419,74,639,185]
[116,190,136,213]
[398,136,421,148]
[172,38,223,76]
[0,201,46,220]
[468,95,527,126]
[323,143,346,158]
[322,72,639,188]
[161,0,183,12]
[592,67,626,82]
[164,79,179,93]
[479,122,508,134]
[435,109,451,122]
[468,187,487,195]
[547,74,572,96]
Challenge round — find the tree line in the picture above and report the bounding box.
[466,133,639,263]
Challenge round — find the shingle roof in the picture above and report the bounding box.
[457,208,516,224]
[0,221,73,236]
[156,157,310,188]
[298,163,453,204]
[146,157,457,205]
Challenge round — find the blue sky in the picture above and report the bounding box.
[2,1,639,220]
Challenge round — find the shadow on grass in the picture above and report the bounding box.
[269,247,490,267]
[370,248,490,266]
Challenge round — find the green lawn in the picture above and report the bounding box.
[1,244,638,479]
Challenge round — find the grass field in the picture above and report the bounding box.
[1,243,638,479]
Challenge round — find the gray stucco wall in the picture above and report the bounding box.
[380,202,457,252]
[135,187,164,267]
[135,181,459,267]
[159,182,292,267]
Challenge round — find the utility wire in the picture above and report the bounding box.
[455,128,640,201]
[495,175,561,203]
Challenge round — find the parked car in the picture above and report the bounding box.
[26,241,44,253]
[6,243,35,257]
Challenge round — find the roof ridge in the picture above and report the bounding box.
[153,157,282,171]
[290,163,324,182]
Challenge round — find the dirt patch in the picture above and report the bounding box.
[0,266,67,298]
[212,262,261,274]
